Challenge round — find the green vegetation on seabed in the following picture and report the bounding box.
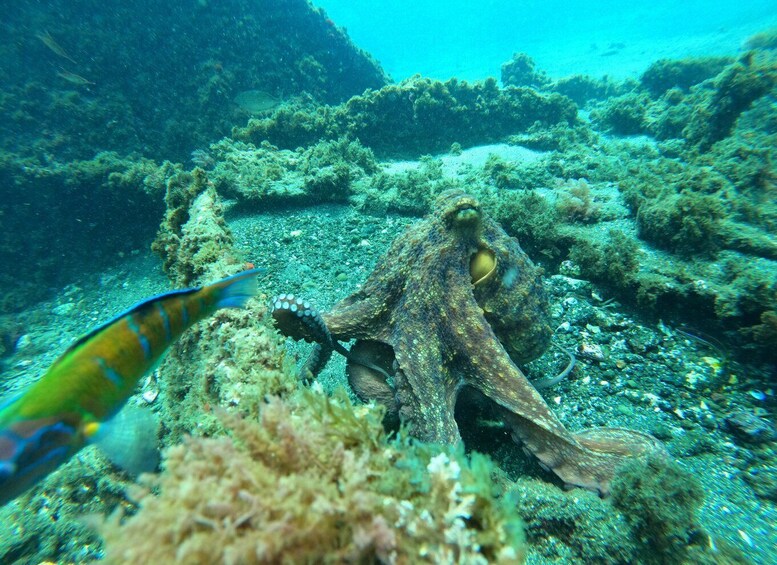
[1,4,776,561]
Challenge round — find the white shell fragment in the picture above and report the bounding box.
[142,389,159,404]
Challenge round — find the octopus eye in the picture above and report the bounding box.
[470,247,497,286]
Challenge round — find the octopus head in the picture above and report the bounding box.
[436,189,483,233]
[435,189,552,364]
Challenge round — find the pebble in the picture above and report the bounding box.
[142,389,159,404]
[15,334,32,351]
[577,342,605,362]
[748,390,766,401]
[52,303,76,316]
[558,260,581,277]
[626,326,660,354]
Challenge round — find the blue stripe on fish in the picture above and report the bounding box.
[97,358,123,388]
[127,315,152,360]
[156,302,172,341]
[9,443,69,487]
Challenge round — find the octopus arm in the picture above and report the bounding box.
[461,307,666,496]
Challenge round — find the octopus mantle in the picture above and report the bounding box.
[273,189,665,495]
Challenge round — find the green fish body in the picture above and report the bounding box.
[0,269,261,506]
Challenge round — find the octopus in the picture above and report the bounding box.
[272,189,665,495]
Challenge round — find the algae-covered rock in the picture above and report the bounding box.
[744,28,777,50]
[1,0,388,164]
[208,137,378,206]
[234,76,577,157]
[569,230,640,291]
[636,191,725,256]
[683,54,777,149]
[640,57,732,96]
[591,92,652,135]
[357,155,465,216]
[158,303,295,446]
[510,478,639,563]
[494,190,560,259]
[151,168,243,286]
[500,52,550,89]
[550,74,626,105]
[483,153,553,191]
[611,456,705,563]
[0,151,172,313]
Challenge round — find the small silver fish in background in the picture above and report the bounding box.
[35,30,77,64]
[56,70,95,86]
[234,90,280,114]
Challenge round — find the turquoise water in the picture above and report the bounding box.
[315,0,777,79]
[0,1,775,563]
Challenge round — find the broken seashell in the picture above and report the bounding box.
[142,390,159,404]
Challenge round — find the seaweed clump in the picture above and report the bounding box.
[610,456,705,564]
[636,190,726,257]
[568,230,640,291]
[683,54,777,149]
[590,92,652,135]
[500,52,550,89]
[208,137,378,206]
[99,389,526,564]
[494,190,560,259]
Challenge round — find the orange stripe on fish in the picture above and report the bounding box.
[0,269,262,506]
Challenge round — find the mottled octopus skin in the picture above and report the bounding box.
[292,189,665,495]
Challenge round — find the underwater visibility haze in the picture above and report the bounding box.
[0,0,775,563]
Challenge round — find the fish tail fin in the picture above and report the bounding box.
[209,268,264,309]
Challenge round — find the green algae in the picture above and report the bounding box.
[99,389,527,564]
[1,0,387,165]
[611,456,705,563]
[233,75,577,157]
[640,57,733,97]
[2,26,777,564]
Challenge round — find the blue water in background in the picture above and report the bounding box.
[313,0,777,80]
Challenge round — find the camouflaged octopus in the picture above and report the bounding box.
[272,189,665,495]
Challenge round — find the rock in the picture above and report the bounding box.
[725,410,777,444]
[577,342,605,362]
[743,467,777,502]
[52,302,76,316]
[626,327,661,354]
[15,333,32,352]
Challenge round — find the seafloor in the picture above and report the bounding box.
[1,2,776,564]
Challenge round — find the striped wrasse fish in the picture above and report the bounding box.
[0,269,262,506]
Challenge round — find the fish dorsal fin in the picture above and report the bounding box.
[61,287,201,357]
